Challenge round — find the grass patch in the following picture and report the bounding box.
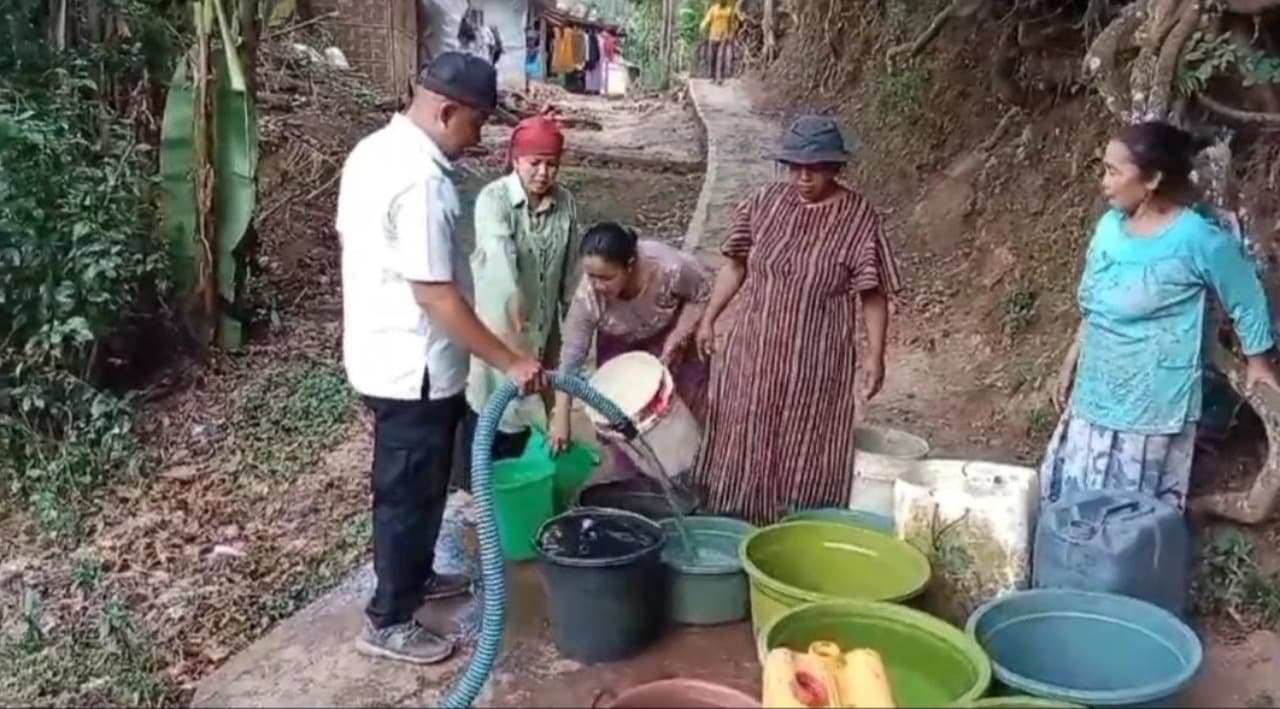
[868,62,932,127]
[1025,406,1055,438]
[258,510,372,622]
[232,361,355,479]
[1002,288,1040,335]
[1193,527,1280,628]
[0,589,177,707]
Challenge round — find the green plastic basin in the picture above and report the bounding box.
[740,521,930,639]
[493,457,556,561]
[660,516,757,626]
[763,600,991,708]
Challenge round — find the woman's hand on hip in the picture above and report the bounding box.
[1246,353,1280,394]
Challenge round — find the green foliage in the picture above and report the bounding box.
[868,62,931,125]
[0,587,177,706]
[232,362,356,478]
[1177,30,1280,98]
[1192,527,1280,627]
[590,0,709,90]
[1001,287,1039,335]
[0,0,178,539]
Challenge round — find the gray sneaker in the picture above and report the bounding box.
[355,620,454,665]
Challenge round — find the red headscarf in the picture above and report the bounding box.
[509,115,565,165]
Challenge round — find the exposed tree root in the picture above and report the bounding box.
[1197,93,1280,129]
[1223,0,1280,12]
[886,0,958,65]
[1135,0,1200,120]
[991,25,1028,106]
[1084,0,1147,119]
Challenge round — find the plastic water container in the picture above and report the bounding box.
[1033,490,1189,615]
[587,352,701,479]
[850,426,929,518]
[894,459,1038,625]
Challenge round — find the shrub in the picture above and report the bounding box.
[0,49,165,539]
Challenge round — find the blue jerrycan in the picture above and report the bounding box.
[1033,489,1189,615]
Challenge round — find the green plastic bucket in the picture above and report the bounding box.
[762,600,991,707]
[740,521,930,640]
[660,516,757,625]
[783,506,894,534]
[494,457,557,561]
[525,428,600,512]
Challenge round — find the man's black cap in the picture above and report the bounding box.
[416,51,497,112]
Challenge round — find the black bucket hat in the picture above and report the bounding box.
[416,51,498,113]
[772,114,857,165]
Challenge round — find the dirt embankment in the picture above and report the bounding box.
[754,0,1280,637]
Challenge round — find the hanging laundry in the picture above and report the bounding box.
[551,26,577,74]
[571,28,588,68]
[584,32,606,94]
[601,31,619,61]
[584,30,600,71]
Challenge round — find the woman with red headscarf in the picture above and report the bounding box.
[453,115,581,491]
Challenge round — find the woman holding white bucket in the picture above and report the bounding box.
[693,115,903,525]
[550,222,713,482]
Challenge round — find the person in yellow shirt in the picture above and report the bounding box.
[700,0,739,84]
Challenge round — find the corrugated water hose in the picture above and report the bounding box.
[440,373,637,709]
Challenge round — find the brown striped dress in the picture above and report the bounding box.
[695,182,903,525]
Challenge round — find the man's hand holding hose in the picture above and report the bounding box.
[412,282,547,395]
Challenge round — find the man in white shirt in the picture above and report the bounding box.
[336,51,542,665]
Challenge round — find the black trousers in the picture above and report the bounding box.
[363,388,466,629]
[449,409,531,493]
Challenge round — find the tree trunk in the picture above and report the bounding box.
[762,0,776,62]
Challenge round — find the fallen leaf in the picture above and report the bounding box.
[210,544,246,560]
[161,464,202,482]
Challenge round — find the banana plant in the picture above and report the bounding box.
[159,0,258,350]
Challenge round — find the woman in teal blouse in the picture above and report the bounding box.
[1046,121,1279,512]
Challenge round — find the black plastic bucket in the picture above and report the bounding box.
[576,475,701,520]
[535,506,667,663]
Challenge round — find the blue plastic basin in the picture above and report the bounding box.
[966,589,1202,707]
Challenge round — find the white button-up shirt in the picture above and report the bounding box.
[336,114,474,401]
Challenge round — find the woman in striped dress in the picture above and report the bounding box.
[694,115,902,525]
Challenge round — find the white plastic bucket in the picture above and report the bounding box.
[849,425,930,518]
[586,352,701,479]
